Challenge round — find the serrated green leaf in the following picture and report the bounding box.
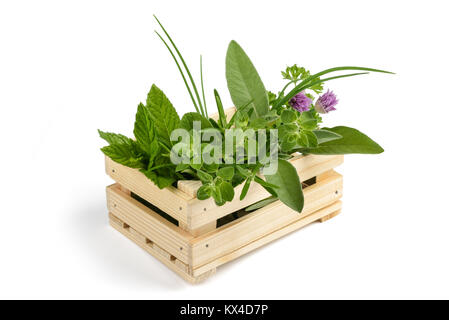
[140,168,175,189]
[146,84,180,147]
[98,130,144,168]
[226,40,269,118]
[133,103,159,156]
[265,159,304,213]
[179,112,212,131]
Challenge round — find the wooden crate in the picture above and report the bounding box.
[104,154,343,283]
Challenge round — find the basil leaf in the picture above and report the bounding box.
[265,159,304,213]
[226,40,269,118]
[146,84,180,147]
[299,126,384,154]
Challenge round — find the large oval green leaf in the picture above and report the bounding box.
[226,40,269,118]
[265,159,304,213]
[299,126,384,154]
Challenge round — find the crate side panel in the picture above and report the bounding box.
[190,170,343,267]
[193,200,342,276]
[187,156,343,229]
[106,184,193,264]
[105,156,191,224]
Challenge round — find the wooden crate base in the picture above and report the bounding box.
[108,199,342,283]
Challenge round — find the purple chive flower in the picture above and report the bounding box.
[315,90,338,114]
[289,92,312,112]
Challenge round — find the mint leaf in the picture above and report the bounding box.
[179,112,212,131]
[299,126,384,154]
[265,159,304,213]
[226,40,269,118]
[133,103,159,159]
[141,168,175,189]
[98,130,144,168]
[146,84,180,147]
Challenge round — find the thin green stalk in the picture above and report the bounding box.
[276,66,394,108]
[276,72,370,107]
[214,89,226,128]
[154,31,200,114]
[200,55,208,117]
[154,15,205,116]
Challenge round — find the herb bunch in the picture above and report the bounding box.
[99,16,392,213]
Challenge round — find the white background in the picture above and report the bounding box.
[1,0,448,299]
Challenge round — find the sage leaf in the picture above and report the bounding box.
[299,126,384,154]
[226,40,269,118]
[265,159,304,213]
[313,129,343,144]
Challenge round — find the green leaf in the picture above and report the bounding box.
[299,130,318,148]
[98,130,132,146]
[197,184,212,200]
[98,130,144,168]
[265,159,304,213]
[226,40,269,118]
[253,176,279,189]
[217,167,234,181]
[299,110,318,130]
[196,170,213,183]
[245,196,278,212]
[175,163,189,172]
[281,109,297,123]
[141,168,175,189]
[218,181,235,202]
[240,177,253,200]
[179,112,212,131]
[299,126,384,154]
[146,84,180,147]
[211,187,224,206]
[313,129,343,144]
[214,89,227,128]
[133,103,159,156]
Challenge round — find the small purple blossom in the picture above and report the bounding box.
[289,92,312,112]
[315,90,338,114]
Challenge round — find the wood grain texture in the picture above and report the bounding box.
[106,184,193,264]
[190,170,343,267]
[192,201,342,276]
[109,214,215,284]
[105,156,191,225]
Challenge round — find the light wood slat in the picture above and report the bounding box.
[192,201,342,276]
[105,156,191,224]
[186,155,343,230]
[190,170,343,267]
[178,154,343,200]
[109,215,215,284]
[106,184,193,264]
